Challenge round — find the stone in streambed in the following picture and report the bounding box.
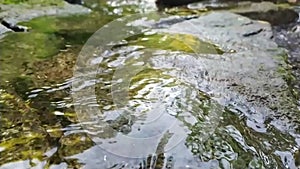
[231,2,299,25]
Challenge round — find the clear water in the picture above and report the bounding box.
[0,0,300,169]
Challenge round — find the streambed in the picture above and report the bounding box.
[0,0,300,169]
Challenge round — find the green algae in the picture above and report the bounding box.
[0,31,64,82]
[185,106,296,168]
[0,9,115,82]
[276,51,300,101]
[0,4,116,168]
[127,32,224,54]
[0,89,48,167]
[0,84,94,168]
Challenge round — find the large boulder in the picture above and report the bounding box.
[158,11,299,141]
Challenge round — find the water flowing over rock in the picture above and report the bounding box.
[1,0,300,168]
[72,11,300,168]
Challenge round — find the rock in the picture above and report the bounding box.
[187,1,236,10]
[0,2,91,25]
[70,11,300,168]
[0,23,11,35]
[1,19,28,32]
[231,2,299,25]
[156,0,294,9]
[157,11,299,143]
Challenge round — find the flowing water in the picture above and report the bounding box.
[0,0,300,169]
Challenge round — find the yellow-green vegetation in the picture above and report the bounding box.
[127,32,224,54]
[0,7,116,167]
[0,10,115,83]
[58,133,94,157]
[0,89,48,166]
[165,7,208,15]
[276,52,299,101]
[186,107,296,168]
[0,86,94,168]
[0,0,64,6]
[0,32,64,82]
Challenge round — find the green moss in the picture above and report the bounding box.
[21,17,58,33]
[10,76,34,99]
[0,9,115,83]
[0,32,63,58]
[276,51,299,101]
[0,32,64,82]
[0,7,118,166]
[165,7,209,16]
[126,32,224,54]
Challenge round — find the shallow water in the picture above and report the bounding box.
[0,0,300,169]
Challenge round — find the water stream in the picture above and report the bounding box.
[0,0,299,168]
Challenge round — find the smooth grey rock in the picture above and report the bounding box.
[0,2,91,25]
[158,12,299,142]
[0,23,11,35]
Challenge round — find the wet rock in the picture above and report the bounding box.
[273,21,300,101]
[0,2,91,25]
[0,23,11,36]
[1,19,28,32]
[156,0,295,9]
[71,10,300,168]
[187,1,236,10]
[155,11,299,166]
[231,2,299,25]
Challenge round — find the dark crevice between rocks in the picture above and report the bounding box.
[64,0,84,5]
[156,0,202,8]
[242,28,264,37]
[1,19,28,32]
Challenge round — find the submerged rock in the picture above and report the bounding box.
[159,11,299,136]
[156,11,299,168]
